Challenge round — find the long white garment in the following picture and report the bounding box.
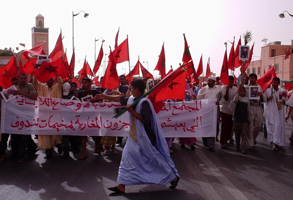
[117,97,179,185]
[263,88,286,146]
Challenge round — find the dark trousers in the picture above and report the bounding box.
[62,136,80,155]
[220,112,233,145]
[0,134,9,155]
[11,134,37,159]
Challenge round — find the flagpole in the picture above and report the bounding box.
[127,35,131,75]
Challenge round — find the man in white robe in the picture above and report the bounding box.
[263,77,286,150]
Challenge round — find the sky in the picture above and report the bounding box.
[1,0,293,79]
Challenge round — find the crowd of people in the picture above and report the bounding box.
[0,72,293,165]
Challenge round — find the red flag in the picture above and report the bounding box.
[154,44,166,79]
[148,63,188,113]
[234,37,242,68]
[18,59,25,75]
[23,58,37,74]
[241,43,255,73]
[0,56,18,89]
[71,77,80,88]
[228,40,235,70]
[93,43,104,75]
[166,68,173,76]
[285,83,293,91]
[182,34,198,83]
[285,49,291,60]
[256,66,277,91]
[112,38,129,63]
[93,76,100,86]
[126,60,140,83]
[196,55,203,77]
[140,61,153,79]
[69,49,75,78]
[220,49,229,85]
[63,52,70,77]
[19,43,25,47]
[115,28,119,48]
[78,58,94,81]
[22,43,45,59]
[49,33,64,62]
[102,51,119,89]
[205,57,211,78]
[33,58,68,82]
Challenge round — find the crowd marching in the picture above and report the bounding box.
[1,71,293,192]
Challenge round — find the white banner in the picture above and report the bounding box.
[1,96,217,137]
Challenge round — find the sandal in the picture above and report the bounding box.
[79,155,88,160]
[102,150,110,156]
[169,177,180,189]
[272,144,279,151]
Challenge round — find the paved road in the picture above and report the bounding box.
[0,123,293,200]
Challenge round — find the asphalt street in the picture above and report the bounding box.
[0,122,293,200]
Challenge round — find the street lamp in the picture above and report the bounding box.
[72,10,89,51]
[94,37,105,62]
[279,10,293,18]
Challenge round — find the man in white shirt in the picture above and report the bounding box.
[219,76,238,148]
[197,75,221,152]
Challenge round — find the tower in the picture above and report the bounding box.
[31,14,49,55]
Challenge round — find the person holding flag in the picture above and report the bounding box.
[91,78,179,193]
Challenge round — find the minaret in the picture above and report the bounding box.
[31,14,49,54]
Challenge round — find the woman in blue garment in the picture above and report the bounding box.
[91,79,179,193]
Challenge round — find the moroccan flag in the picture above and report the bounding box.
[78,58,94,81]
[18,59,25,74]
[112,38,129,63]
[23,58,37,74]
[0,56,18,89]
[71,77,80,88]
[285,49,291,60]
[241,43,255,73]
[220,49,229,85]
[285,83,293,91]
[93,43,104,75]
[140,61,153,79]
[182,34,198,83]
[33,58,68,82]
[126,60,140,83]
[69,49,75,78]
[154,44,166,79]
[234,37,242,68]
[102,51,119,89]
[256,66,277,91]
[115,28,119,48]
[228,40,235,70]
[22,43,45,59]
[196,55,203,77]
[205,57,211,78]
[49,33,64,62]
[148,63,188,113]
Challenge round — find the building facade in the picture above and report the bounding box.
[246,40,293,82]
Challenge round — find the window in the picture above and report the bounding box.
[39,20,43,28]
[257,67,260,75]
[271,49,276,57]
[253,68,256,74]
[269,65,272,69]
[274,64,279,73]
[247,68,250,74]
